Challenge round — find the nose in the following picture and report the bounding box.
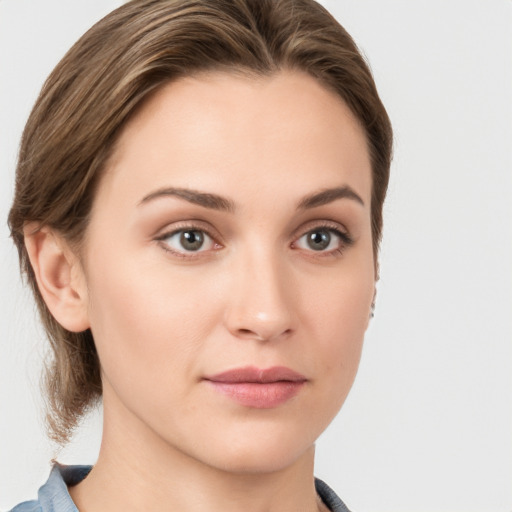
[223,249,296,342]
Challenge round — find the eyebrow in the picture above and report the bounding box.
[139,187,235,212]
[139,184,364,212]
[297,186,365,209]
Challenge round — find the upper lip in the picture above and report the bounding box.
[205,365,307,383]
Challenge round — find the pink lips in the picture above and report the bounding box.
[204,366,307,408]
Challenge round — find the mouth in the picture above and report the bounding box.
[203,366,307,408]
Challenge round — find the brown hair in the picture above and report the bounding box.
[8,0,392,443]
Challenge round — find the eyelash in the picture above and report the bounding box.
[155,224,220,259]
[155,222,353,259]
[292,222,354,258]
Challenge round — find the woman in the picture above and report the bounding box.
[7,0,392,510]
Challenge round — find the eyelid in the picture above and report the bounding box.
[152,219,353,259]
[154,219,221,241]
[291,220,354,255]
[293,219,351,240]
[154,221,223,258]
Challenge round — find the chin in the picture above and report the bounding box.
[208,443,314,475]
[183,422,319,475]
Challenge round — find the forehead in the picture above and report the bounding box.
[97,70,372,210]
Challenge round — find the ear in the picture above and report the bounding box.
[24,224,90,332]
[365,286,377,330]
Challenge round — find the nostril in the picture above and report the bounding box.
[235,327,293,342]
[236,328,266,341]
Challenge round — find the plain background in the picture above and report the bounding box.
[1,1,511,511]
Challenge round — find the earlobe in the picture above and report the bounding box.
[365,287,377,330]
[24,224,90,332]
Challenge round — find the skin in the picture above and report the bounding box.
[27,70,375,512]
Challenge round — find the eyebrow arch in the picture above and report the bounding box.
[297,186,365,210]
[139,187,235,212]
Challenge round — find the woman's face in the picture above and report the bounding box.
[79,70,374,473]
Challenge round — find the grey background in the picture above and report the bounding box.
[1,1,511,510]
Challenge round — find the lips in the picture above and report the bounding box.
[204,366,307,408]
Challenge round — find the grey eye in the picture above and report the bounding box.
[179,230,205,251]
[295,227,347,253]
[306,230,331,251]
[161,229,215,254]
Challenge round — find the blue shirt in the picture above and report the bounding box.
[9,464,351,512]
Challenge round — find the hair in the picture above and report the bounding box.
[8,0,392,444]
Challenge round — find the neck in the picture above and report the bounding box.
[69,391,324,512]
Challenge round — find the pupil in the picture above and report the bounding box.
[180,230,204,251]
[308,230,330,251]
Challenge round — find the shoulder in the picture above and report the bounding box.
[7,464,92,512]
[315,478,352,512]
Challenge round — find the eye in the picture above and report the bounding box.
[159,228,216,254]
[294,226,352,254]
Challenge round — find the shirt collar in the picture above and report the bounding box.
[35,464,350,512]
[38,464,92,512]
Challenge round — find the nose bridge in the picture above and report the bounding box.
[224,241,295,341]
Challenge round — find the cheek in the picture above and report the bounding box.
[314,289,368,380]
[83,253,222,397]
[305,253,374,337]
[304,258,374,396]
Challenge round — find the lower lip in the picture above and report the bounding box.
[207,381,305,408]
